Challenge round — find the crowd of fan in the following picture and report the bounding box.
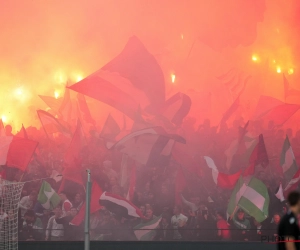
[1,117,299,242]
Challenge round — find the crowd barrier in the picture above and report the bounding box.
[18,228,279,242]
[19,240,276,250]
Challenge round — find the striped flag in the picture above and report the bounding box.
[71,182,103,226]
[203,156,241,189]
[108,127,185,167]
[281,136,299,187]
[134,215,162,241]
[243,134,269,176]
[225,134,257,170]
[38,181,61,210]
[284,170,300,196]
[99,192,145,219]
[227,176,269,222]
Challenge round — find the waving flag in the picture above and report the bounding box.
[77,93,95,125]
[108,127,185,167]
[99,192,144,219]
[102,36,165,112]
[220,95,240,125]
[100,114,121,140]
[71,182,103,226]
[134,215,162,241]
[243,134,269,176]
[39,95,63,113]
[227,176,269,223]
[284,170,300,196]
[0,136,38,171]
[283,74,300,99]
[252,95,284,119]
[258,104,300,126]
[203,156,241,189]
[38,181,61,210]
[225,133,258,170]
[37,110,70,137]
[64,120,86,169]
[159,92,191,126]
[281,136,299,187]
[69,37,165,119]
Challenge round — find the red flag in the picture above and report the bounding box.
[257,104,300,126]
[77,93,95,125]
[69,37,165,119]
[64,120,86,169]
[69,71,140,119]
[100,114,121,140]
[70,182,103,226]
[102,36,165,112]
[0,136,38,171]
[252,95,284,119]
[203,156,241,189]
[15,124,28,139]
[59,89,73,123]
[243,134,269,176]
[283,74,300,100]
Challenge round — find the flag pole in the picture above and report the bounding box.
[84,169,91,250]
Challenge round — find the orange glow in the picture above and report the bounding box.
[54,91,60,99]
[15,87,23,96]
[288,68,294,75]
[276,66,281,73]
[181,34,184,40]
[76,75,83,82]
[252,54,258,62]
[171,74,176,83]
[1,115,7,123]
[54,71,67,84]
[273,60,276,64]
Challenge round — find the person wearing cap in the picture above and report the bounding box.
[278,191,300,250]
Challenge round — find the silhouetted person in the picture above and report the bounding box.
[278,191,300,250]
[5,125,13,136]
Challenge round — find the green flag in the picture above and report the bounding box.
[38,181,61,209]
[227,176,269,223]
[281,136,299,186]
